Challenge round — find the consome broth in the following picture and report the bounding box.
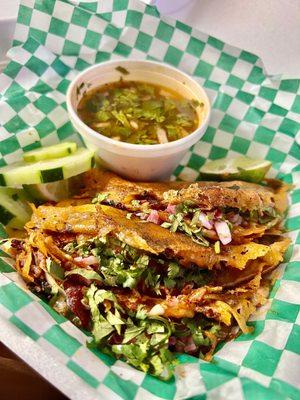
[78,80,203,145]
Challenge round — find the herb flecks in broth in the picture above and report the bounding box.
[78,80,203,144]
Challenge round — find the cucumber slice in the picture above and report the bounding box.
[23,142,77,162]
[0,148,95,186]
[23,180,71,202]
[0,188,32,229]
[23,175,84,202]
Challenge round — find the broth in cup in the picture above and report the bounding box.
[77,79,204,145]
[66,59,211,181]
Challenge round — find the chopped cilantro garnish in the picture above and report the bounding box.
[11,193,19,201]
[63,236,210,292]
[228,184,240,190]
[66,268,102,282]
[164,264,210,290]
[246,206,279,224]
[92,193,108,204]
[46,258,64,280]
[86,284,177,379]
[78,80,200,144]
[131,199,141,207]
[115,66,129,75]
[95,110,110,122]
[165,204,210,247]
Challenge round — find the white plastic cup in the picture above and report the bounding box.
[67,59,211,181]
[152,0,195,15]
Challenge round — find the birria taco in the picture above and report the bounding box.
[6,170,290,379]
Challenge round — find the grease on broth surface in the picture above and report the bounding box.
[77,80,204,145]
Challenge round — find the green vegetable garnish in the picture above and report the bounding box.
[86,284,177,379]
[162,202,210,247]
[92,193,108,204]
[84,285,220,379]
[63,236,211,291]
[115,66,130,75]
[78,80,202,144]
[46,258,65,280]
[66,268,103,282]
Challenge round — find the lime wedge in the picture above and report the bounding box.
[199,156,272,183]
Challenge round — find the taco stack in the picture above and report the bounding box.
[9,170,290,379]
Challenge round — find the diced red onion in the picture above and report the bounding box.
[93,122,110,128]
[169,336,177,346]
[214,220,232,245]
[235,215,243,225]
[136,212,147,220]
[147,210,160,224]
[168,297,179,307]
[130,120,138,130]
[148,304,165,316]
[156,127,168,144]
[184,336,197,353]
[214,209,223,219]
[185,342,197,353]
[230,213,243,226]
[159,89,172,98]
[166,204,176,214]
[198,212,213,229]
[74,255,99,266]
[175,342,185,353]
